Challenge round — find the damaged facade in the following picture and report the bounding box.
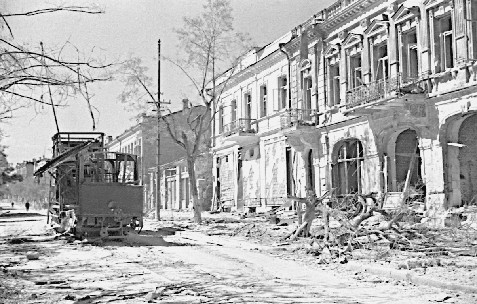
[212,0,477,224]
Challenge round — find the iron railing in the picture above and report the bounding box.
[221,118,257,137]
[280,108,318,129]
[346,73,425,109]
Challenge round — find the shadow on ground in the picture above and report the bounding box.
[96,228,193,247]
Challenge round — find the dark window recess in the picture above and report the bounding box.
[329,64,340,106]
[332,139,363,195]
[286,147,295,196]
[260,85,267,118]
[394,129,421,191]
[231,100,237,122]
[307,149,314,188]
[279,76,288,110]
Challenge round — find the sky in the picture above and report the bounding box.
[1,0,335,165]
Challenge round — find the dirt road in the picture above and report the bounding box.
[0,204,473,303]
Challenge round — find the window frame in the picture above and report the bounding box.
[332,139,364,195]
[278,75,288,110]
[259,84,267,118]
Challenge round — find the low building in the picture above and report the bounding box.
[16,157,49,183]
[156,153,213,211]
[106,104,211,212]
[105,114,187,211]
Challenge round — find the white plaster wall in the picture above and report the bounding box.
[263,138,287,204]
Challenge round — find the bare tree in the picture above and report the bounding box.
[118,0,250,223]
[0,4,112,127]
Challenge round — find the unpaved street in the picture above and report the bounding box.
[1,206,474,303]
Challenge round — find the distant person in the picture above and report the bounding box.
[11,201,14,208]
[25,201,30,212]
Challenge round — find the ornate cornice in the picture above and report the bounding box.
[320,0,383,33]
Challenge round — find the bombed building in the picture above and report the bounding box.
[211,0,477,224]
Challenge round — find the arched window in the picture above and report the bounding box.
[458,115,477,204]
[394,129,421,191]
[332,139,363,195]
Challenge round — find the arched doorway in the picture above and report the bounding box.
[458,115,477,205]
[394,129,422,191]
[332,139,363,195]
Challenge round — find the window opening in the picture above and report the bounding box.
[348,55,362,90]
[260,85,267,118]
[394,129,422,192]
[303,76,312,110]
[278,76,288,110]
[307,149,314,188]
[244,92,252,130]
[245,93,252,119]
[407,32,418,79]
[332,140,364,195]
[329,63,340,106]
[435,14,453,71]
[286,147,295,195]
[218,105,224,133]
[231,100,237,123]
[375,45,388,80]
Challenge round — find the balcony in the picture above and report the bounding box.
[221,118,258,145]
[280,109,319,149]
[345,74,427,113]
[280,109,318,129]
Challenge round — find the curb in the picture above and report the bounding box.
[345,261,477,294]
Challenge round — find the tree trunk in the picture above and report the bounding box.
[349,195,375,229]
[303,197,315,236]
[188,158,202,224]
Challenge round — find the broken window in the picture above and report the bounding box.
[278,76,288,110]
[332,139,363,195]
[394,129,422,191]
[260,85,267,118]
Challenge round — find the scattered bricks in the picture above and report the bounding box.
[64,295,75,301]
[398,258,442,270]
[445,214,463,228]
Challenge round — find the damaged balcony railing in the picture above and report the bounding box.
[280,108,318,129]
[346,73,426,109]
[221,118,257,137]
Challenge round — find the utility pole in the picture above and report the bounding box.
[156,39,161,221]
